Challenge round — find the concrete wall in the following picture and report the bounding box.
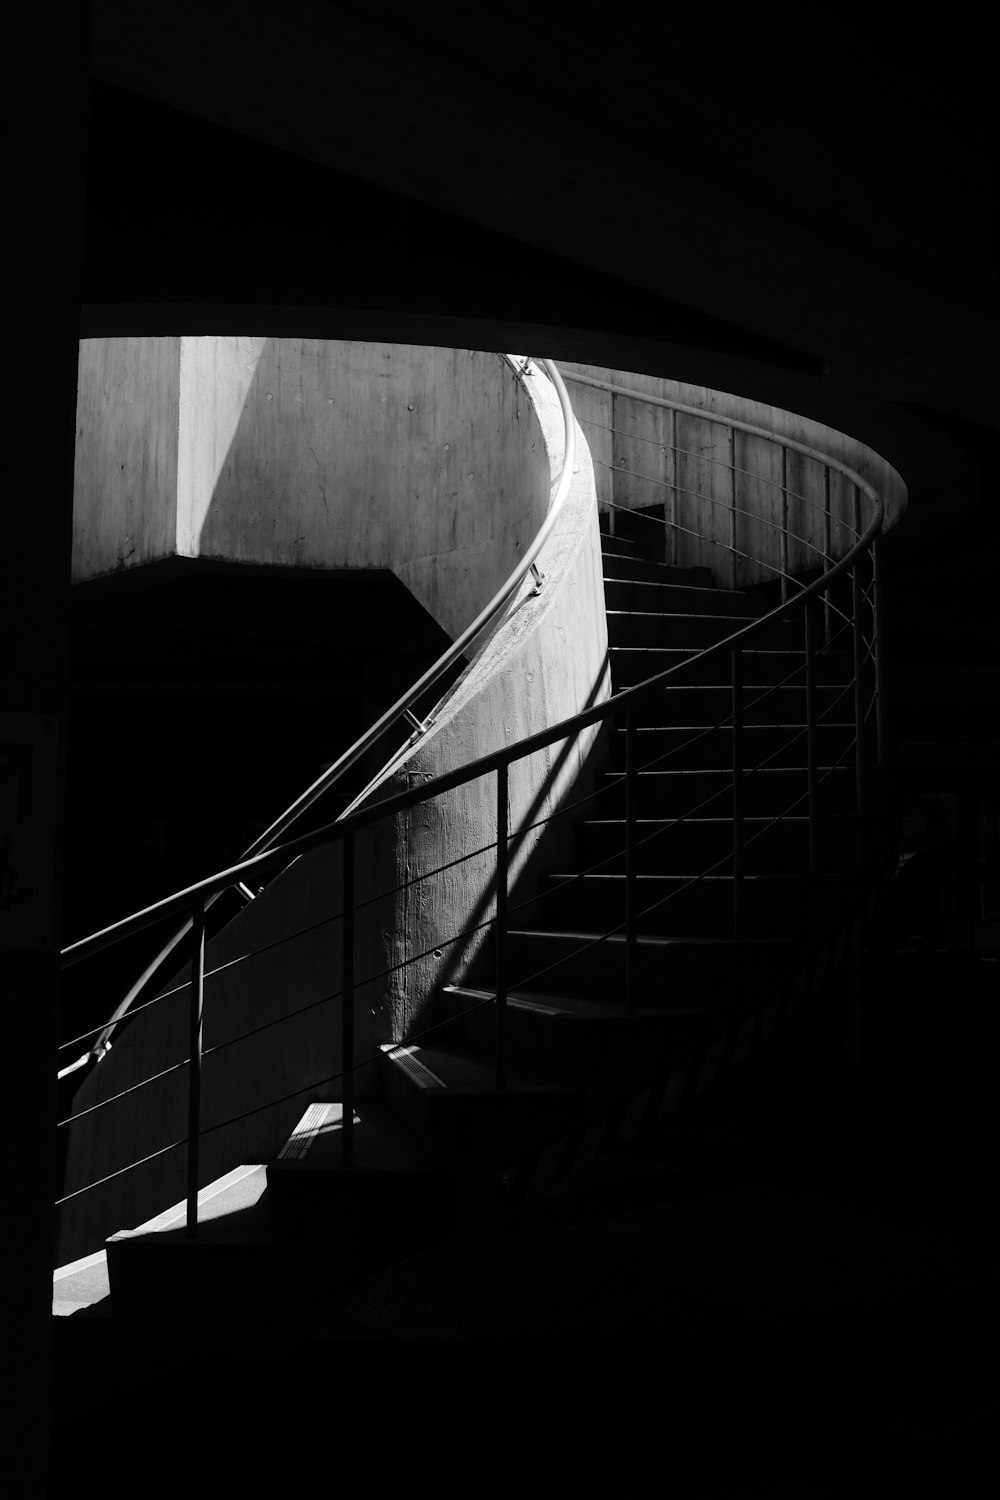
[560,363,907,588]
[371,363,609,1038]
[56,827,392,1263]
[58,356,606,1261]
[72,336,181,577]
[74,337,550,643]
[186,338,549,642]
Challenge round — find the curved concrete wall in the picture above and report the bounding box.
[58,357,607,1262]
[371,364,609,1038]
[73,337,551,641]
[560,363,907,588]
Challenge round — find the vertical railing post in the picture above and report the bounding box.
[805,595,819,876]
[852,562,866,825]
[823,465,833,646]
[495,761,509,1090]
[729,426,738,589]
[608,389,617,537]
[624,706,638,1016]
[871,533,887,767]
[732,649,744,938]
[186,897,205,1237]
[669,406,678,567]
[780,445,789,604]
[342,829,354,1168]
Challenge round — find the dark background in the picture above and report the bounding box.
[6,8,998,1494]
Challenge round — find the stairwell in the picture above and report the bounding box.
[63,510,897,1338]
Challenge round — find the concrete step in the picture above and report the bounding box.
[379,1043,588,1171]
[576,813,857,874]
[266,1101,452,1277]
[535,870,856,940]
[104,1164,276,1349]
[601,550,718,588]
[603,575,766,616]
[439,984,713,1087]
[605,609,802,650]
[609,721,856,771]
[611,681,855,723]
[609,645,852,690]
[53,1246,111,1318]
[594,764,855,819]
[601,507,692,561]
[504,928,793,1017]
[600,531,658,562]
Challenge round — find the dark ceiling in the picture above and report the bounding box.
[53,0,1000,759]
[79,2,997,561]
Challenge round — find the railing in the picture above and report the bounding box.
[57,354,576,1080]
[56,365,888,1240]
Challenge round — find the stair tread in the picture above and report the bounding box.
[108,1164,270,1242]
[602,766,849,777]
[604,576,747,599]
[584,813,816,824]
[383,1042,578,1095]
[444,983,703,1020]
[610,645,817,656]
[605,609,784,623]
[548,870,848,883]
[616,722,855,730]
[270,1101,428,1172]
[618,681,841,692]
[509,927,791,947]
[603,550,706,570]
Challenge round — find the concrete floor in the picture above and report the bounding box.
[49,1012,999,1497]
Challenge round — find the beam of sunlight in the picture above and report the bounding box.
[176,335,268,555]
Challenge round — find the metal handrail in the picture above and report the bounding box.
[58,355,576,1076]
[577,413,862,540]
[561,368,874,490]
[61,472,882,969]
[56,366,888,1236]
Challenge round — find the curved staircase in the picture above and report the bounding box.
[55,364,899,1337]
[247,523,895,1306]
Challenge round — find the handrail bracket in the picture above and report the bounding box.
[404,709,436,738]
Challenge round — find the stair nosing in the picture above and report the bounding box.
[385,1042,581,1095]
[508,927,792,947]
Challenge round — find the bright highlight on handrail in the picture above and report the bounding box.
[60,400,882,973]
[58,356,577,1076]
[55,361,892,1240]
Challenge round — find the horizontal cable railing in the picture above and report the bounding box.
[57,355,576,1080]
[56,363,887,1237]
[577,413,863,542]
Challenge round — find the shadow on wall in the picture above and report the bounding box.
[57,345,597,1264]
[186,338,549,642]
[55,657,615,1267]
[397,651,615,1025]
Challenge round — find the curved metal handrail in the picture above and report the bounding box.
[58,369,886,1091]
[61,458,883,971]
[58,356,576,1077]
[561,368,873,493]
[55,369,891,1239]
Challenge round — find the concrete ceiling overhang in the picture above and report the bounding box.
[82,2,995,553]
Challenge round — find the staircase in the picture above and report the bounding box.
[56,358,900,1350]
[76,517,893,1334]
[358,527,869,1195]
